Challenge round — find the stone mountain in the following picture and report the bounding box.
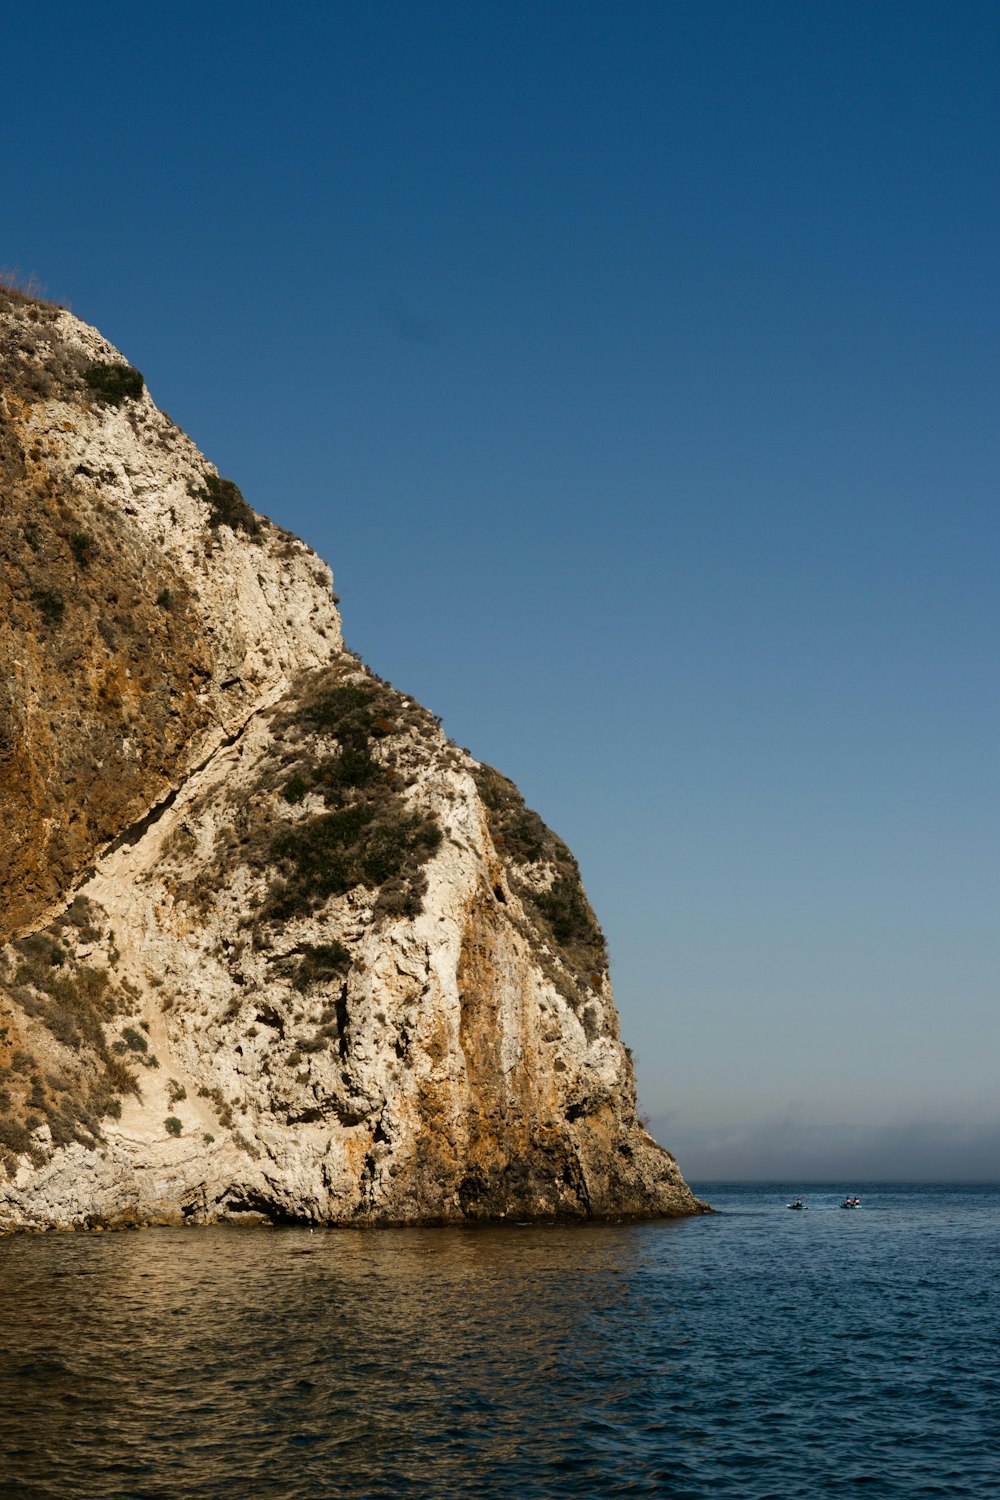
[0,281,703,1228]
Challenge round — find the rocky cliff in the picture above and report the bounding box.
[0,282,703,1229]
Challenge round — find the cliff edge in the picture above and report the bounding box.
[0,283,704,1228]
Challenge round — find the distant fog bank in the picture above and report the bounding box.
[652,1115,1000,1183]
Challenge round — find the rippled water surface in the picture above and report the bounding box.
[2,1183,999,1497]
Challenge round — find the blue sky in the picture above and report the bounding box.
[7,1,999,1178]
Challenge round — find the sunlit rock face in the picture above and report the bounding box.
[0,284,703,1228]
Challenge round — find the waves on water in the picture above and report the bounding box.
[2,1183,998,1498]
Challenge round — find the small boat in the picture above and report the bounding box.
[787,1197,807,1210]
[840,1196,861,1209]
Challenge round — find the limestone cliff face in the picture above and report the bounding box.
[0,283,703,1228]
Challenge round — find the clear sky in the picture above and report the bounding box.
[7,1,999,1180]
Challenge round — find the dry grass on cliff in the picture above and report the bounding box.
[0,392,219,938]
[0,898,143,1176]
[0,268,64,310]
[0,279,87,400]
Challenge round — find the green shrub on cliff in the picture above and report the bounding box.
[535,874,604,954]
[83,361,144,406]
[472,763,607,991]
[69,532,95,566]
[195,473,261,537]
[280,940,353,991]
[30,587,65,627]
[255,673,443,925]
[265,802,440,920]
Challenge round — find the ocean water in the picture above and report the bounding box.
[1,1183,998,1498]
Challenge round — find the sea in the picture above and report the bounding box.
[1,1182,998,1498]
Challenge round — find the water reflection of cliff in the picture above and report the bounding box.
[0,1222,690,1498]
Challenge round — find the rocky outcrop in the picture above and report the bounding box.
[0,282,703,1228]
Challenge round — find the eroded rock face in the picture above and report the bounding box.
[0,284,703,1228]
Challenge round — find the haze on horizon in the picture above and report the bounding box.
[6,0,999,1181]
